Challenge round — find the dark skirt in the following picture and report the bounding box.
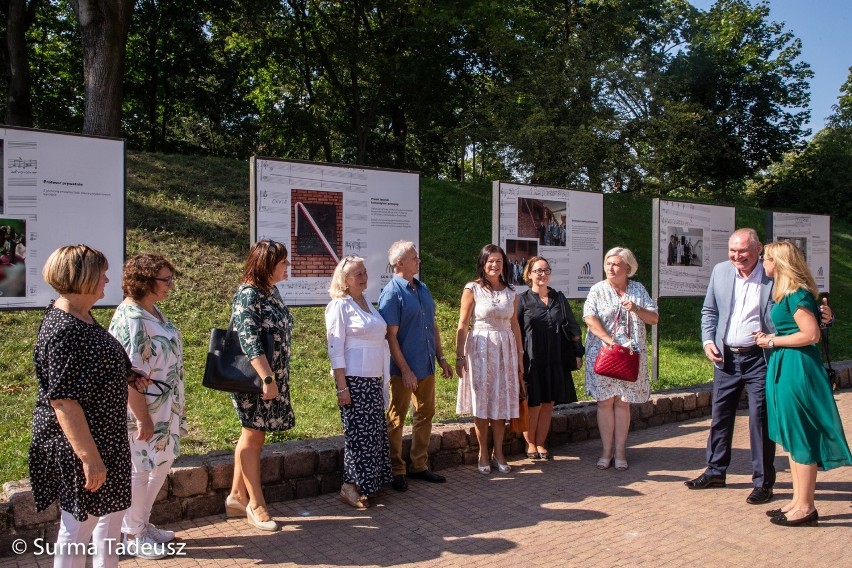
[339,376,393,495]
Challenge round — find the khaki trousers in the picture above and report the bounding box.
[387,374,435,476]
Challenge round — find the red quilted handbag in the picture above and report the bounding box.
[593,308,640,382]
[594,343,639,382]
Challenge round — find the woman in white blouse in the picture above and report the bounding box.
[325,256,393,508]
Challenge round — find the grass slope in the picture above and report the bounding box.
[1,152,848,483]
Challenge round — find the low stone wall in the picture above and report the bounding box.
[3,361,850,554]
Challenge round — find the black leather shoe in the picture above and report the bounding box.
[770,510,818,527]
[391,474,408,492]
[684,473,726,489]
[765,508,785,517]
[746,486,773,504]
[407,469,446,483]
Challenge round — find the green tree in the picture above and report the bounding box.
[756,68,852,221]
[655,0,811,197]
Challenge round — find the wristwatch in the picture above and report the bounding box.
[263,375,274,385]
[767,338,775,349]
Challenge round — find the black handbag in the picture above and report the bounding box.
[557,291,584,372]
[202,316,274,395]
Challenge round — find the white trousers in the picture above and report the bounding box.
[122,457,174,536]
[54,509,124,568]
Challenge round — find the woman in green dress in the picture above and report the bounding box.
[754,241,851,527]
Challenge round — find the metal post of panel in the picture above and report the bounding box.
[651,199,661,384]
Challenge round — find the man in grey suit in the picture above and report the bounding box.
[685,228,833,504]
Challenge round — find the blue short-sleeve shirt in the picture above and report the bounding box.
[377,274,437,380]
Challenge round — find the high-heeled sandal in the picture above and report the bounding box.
[246,504,278,531]
[492,460,511,474]
[596,457,613,470]
[614,458,629,471]
[339,485,369,509]
[225,495,247,518]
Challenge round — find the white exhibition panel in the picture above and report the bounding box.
[768,211,830,293]
[251,158,420,305]
[654,199,735,297]
[0,127,125,308]
[492,181,603,299]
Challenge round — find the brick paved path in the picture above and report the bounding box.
[5,391,851,568]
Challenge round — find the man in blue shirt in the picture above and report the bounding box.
[378,241,453,492]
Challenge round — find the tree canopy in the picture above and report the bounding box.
[1,0,815,198]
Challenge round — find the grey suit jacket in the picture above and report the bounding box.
[700,260,775,368]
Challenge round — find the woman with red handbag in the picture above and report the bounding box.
[582,247,658,471]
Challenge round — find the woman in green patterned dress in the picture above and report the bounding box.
[754,241,851,527]
[225,240,294,532]
[109,254,185,558]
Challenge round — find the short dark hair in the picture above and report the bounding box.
[476,244,512,292]
[241,240,289,291]
[122,254,175,300]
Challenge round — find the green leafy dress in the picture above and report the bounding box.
[231,284,295,431]
[109,302,187,471]
[766,289,852,469]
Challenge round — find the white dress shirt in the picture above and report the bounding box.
[325,296,390,378]
[724,263,764,348]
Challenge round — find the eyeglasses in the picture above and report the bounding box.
[139,379,172,397]
[342,255,358,269]
[531,268,552,275]
[155,275,174,285]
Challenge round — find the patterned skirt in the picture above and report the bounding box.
[339,376,393,495]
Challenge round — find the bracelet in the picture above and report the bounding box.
[336,387,349,394]
[438,355,446,362]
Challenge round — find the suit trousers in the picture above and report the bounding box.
[705,348,776,488]
[387,374,435,476]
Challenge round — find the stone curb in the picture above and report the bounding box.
[2,361,850,550]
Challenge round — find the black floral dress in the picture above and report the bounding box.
[231,284,295,431]
[29,302,132,521]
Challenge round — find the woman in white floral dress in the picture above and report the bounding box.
[109,254,185,558]
[456,244,525,475]
[583,247,658,472]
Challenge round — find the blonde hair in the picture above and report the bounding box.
[42,244,108,295]
[763,241,818,303]
[604,246,638,277]
[329,256,365,299]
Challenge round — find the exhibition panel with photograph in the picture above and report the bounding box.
[767,211,831,292]
[0,127,125,308]
[652,199,735,298]
[251,158,420,305]
[492,181,604,299]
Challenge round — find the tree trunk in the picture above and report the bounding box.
[69,0,134,137]
[4,0,38,126]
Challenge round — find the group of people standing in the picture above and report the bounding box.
[27,226,851,567]
[667,234,696,266]
[30,246,185,566]
[685,228,850,527]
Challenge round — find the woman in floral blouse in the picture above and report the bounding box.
[109,253,186,559]
[225,240,294,532]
